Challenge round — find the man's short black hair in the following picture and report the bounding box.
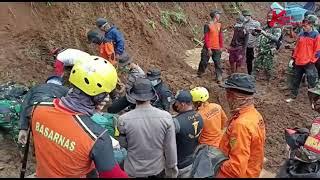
[210,10,221,19]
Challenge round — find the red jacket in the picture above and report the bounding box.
[293,30,320,65]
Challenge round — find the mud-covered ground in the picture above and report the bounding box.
[0,2,317,177]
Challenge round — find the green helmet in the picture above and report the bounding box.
[304,10,315,18]
[241,9,251,16]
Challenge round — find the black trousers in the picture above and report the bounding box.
[291,63,318,97]
[197,47,222,81]
[315,59,320,77]
[145,170,165,178]
[246,47,255,75]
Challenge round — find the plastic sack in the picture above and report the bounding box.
[91,113,118,137]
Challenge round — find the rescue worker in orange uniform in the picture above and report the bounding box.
[87,30,118,65]
[190,86,228,148]
[30,56,128,178]
[218,73,266,178]
[197,10,224,84]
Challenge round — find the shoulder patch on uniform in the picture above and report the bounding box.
[229,137,237,149]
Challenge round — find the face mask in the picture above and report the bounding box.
[172,102,180,113]
[118,65,130,73]
[226,91,254,113]
[214,14,220,21]
[243,16,250,22]
[193,102,201,110]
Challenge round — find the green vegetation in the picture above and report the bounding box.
[160,7,187,29]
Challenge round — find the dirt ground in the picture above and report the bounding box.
[0,2,318,177]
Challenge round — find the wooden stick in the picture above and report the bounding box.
[8,7,16,19]
[193,38,203,47]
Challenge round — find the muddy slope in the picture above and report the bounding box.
[0,2,315,177]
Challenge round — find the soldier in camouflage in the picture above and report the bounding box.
[252,11,282,81]
[0,82,28,143]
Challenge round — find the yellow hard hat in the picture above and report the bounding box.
[69,55,118,96]
[190,87,209,102]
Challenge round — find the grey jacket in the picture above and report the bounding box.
[125,64,145,91]
[125,64,145,104]
[244,19,261,48]
[117,103,177,177]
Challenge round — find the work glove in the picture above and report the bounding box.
[18,129,28,145]
[288,59,294,68]
[165,165,178,178]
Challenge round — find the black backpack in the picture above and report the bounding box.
[277,127,320,178]
[190,144,228,178]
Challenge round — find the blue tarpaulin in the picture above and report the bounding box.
[285,2,315,12]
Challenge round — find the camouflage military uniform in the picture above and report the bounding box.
[0,82,29,143]
[253,25,282,81]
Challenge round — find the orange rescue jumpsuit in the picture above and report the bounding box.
[217,104,266,178]
[198,102,228,147]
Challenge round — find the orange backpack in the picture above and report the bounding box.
[99,42,117,65]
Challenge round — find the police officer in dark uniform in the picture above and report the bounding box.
[172,90,204,178]
[146,68,173,112]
